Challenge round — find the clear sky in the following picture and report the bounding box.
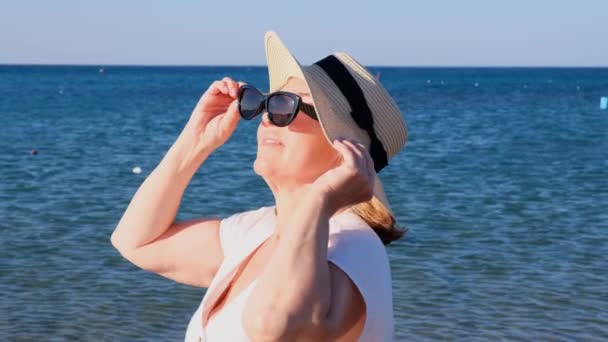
[1,0,606,66]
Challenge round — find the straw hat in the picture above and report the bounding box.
[264,31,407,216]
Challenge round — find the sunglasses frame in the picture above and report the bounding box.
[237,85,318,127]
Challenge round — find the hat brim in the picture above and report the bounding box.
[264,31,394,216]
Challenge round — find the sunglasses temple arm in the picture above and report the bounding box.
[300,102,318,120]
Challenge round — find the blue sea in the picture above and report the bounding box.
[1,65,607,341]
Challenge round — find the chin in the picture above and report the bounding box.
[254,154,295,183]
[253,157,273,177]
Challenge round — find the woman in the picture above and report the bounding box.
[111,31,407,341]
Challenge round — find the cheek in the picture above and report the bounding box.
[255,114,338,182]
[283,136,337,179]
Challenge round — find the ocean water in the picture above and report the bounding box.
[1,65,607,341]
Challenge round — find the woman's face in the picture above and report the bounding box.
[253,77,339,189]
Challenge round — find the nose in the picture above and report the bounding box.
[261,112,273,127]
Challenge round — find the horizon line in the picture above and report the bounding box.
[1,63,607,69]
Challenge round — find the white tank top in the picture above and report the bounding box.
[184,206,394,341]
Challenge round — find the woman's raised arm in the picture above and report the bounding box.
[110,77,243,288]
[242,139,374,340]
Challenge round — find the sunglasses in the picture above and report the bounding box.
[238,85,318,127]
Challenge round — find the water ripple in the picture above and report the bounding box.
[1,66,607,340]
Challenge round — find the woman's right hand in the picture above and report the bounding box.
[180,77,244,156]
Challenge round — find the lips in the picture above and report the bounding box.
[260,135,283,146]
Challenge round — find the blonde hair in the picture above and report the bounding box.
[351,197,407,245]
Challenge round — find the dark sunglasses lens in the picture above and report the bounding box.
[268,94,296,126]
[239,88,264,120]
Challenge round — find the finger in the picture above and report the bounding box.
[351,141,373,171]
[353,141,375,179]
[346,139,375,183]
[338,140,374,200]
[333,139,357,169]
[218,79,231,95]
[363,151,375,184]
[342,140,364,160]
[221,100,241,134]
[360,145,376,183]
[342,140,365,170]
[207,80,226,96]
[212,78,228,96]
[352,140,367,152]
[349,144,375,196]
[222,77,239,98]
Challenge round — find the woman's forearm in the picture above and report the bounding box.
[243,190,333,338]
[111,131,212,251]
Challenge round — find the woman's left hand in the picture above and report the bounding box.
[311,138,375,215]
